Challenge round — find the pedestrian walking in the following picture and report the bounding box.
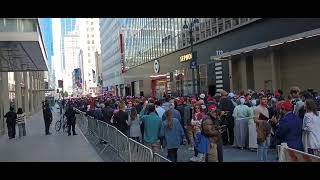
[139,103,162,153]
[159,110,186,162]
[232,97,251,149]
[16,108,26,138]
[189,104,205,161]
[4,107,17,139]
[127,107,142,142]
[302,99,320,156]
[43,102,53,135]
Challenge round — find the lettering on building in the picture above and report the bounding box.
[180,53,193,62]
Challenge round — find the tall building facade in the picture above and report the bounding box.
[39,18,55,89]
[63,29,80,95]
[77,18,100,96]
[99,18,128,96]
[60,18,76,72]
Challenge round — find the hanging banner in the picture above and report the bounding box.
[120,33,126,74]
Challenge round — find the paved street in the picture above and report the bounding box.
[0,109,102,162]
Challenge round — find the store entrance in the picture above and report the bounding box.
[151,75,167,99]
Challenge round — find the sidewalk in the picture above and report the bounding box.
[0,109,102,162]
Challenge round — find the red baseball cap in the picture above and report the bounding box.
[208,105,217,112]
[281,101,293,111]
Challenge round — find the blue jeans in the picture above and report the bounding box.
[257,136,270,162]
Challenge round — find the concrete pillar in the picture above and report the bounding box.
[29,72,34,114]
[240,55,248,90]
[0,72,10,135]
[14,72,23,111]
[228,58,233,91]
[23,72,29,115]
[270,49,281,92]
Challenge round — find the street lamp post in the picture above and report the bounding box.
[183,18,199,96]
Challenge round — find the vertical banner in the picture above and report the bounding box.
[120,33,126,74]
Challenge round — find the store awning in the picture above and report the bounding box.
[210,28,320,61]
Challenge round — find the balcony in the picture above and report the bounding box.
[0,18,48,72]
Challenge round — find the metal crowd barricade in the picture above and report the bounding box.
[115,130,130,162]
[277,144,320,162]
[153,153,171,162]
[129,138,153,162]
[107,125,118,152]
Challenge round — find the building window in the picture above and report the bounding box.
[201,31,205,39]
[196,34,200,41]
[88,58,91,63]
[91,27,94,31]
[91,34,94,38]
[91,22,94,25]
[206,29,211,37]
[88,53,90,57]
[88,47,90,50]
[240,18,248,24]
[87,40,90,44]
[92,40,94,44]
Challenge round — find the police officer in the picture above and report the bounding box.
[43,101,53,135]
[64,103,79,136]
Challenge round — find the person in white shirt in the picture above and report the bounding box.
[302,99,320,156]
[155,100,165,119]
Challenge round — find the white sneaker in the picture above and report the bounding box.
[190,156,198,162]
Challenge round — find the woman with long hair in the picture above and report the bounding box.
[159,110,186,162]
[302,99,320,156]
[189,104,205,161]
[16,107,26,138]
[127,107,142,142]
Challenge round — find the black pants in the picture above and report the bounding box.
[222,116,234,145]
[227,117,234,145]
[217,140,223,162]
[44,120,51,135]
[68,123,76,135]
[7,123,16,138]
[167,148,178,162]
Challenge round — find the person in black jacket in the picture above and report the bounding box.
[113,101,129,136]
[218,90,235,145]
[4,107,17,139]
[43,102,53,135]
[102,101,114,124]
[64,103,79,136]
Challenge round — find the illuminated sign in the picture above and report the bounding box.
[180,53,192,62]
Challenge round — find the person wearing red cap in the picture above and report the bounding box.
[273,100,303,151]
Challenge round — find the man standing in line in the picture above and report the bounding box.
[4,107,17,139]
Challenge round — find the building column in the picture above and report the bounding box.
[14,72,23,111]
[29,72,34,114]
[270,49,281,92]
[0,72,10,135]
[23,72,29,115]
[240,55,248,90]
[228,58,233,91]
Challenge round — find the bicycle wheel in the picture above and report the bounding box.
[63,123,68,132]
[55,120,62,132]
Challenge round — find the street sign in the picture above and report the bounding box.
[190,61,197,69]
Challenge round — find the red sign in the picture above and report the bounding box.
[120,33,126,74]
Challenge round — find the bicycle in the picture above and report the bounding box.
[55,114,68,132]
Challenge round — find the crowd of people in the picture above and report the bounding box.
[59,86,319,162]
[5,85,320,162]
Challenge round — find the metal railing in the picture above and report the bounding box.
[277,144,320,162]
[74,108,171,162]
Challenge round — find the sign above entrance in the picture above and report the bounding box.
[154,60,160,73]
[180,53,193,62]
